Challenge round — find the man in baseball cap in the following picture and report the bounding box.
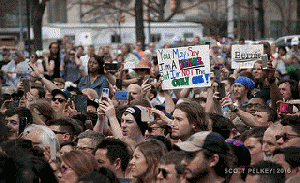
[51,89,71,116]
[174,131,232,183]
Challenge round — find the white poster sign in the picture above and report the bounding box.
[157,45,211,90]
[231,45,264,69]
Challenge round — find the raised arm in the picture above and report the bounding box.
[99,98,123,139]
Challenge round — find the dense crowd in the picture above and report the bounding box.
[0,35,299,183]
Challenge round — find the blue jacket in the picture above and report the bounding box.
[78,74,109,97]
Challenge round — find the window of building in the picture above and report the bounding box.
[111,34,121,43]
[150,34,161,42]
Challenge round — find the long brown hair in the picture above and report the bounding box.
[29,100,56,123]
[61,150,98,177]
[175,101,212,132]
[134,140,167,183]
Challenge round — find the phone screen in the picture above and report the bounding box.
[7,100,19,109]
[105,63,119,70]
[278,102,293,114]
[102,88,109,99]
[116,79,122,90]
[115,91,129,100]
[218,83,226,99]
[261,54,268,69]
[21,78,31,94]
[71,94,88,113]
[19,117,27,136]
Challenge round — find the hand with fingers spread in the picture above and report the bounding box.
[221,67,230,78]
[98,98,116,119]
[221,96,234,110]
[25,92,36,107]
[0,99,13,113]
[141,78,151,98]
[150,108,172,126]
[65,99,78,117]
[266,59,276,83]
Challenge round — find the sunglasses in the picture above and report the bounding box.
[275,133,300,142]
[70,53,76,56]
[52,130,67,135]
[158,168,168,179]
[52,98,67,103]
[76,146,94,151]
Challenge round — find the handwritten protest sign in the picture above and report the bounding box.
[157,45,211,90]
[231,45,264,69]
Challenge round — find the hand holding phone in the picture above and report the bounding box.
[218,83,226,99]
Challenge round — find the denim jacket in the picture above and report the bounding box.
[78,74,109,97]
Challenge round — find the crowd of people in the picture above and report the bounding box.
[0,35,299,183]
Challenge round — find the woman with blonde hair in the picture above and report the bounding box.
[58,150,98,183]
[129,140,167,183]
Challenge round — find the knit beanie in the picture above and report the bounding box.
[234,76,255,91]
[124,106,148,135]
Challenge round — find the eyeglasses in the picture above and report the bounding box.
[76,146,94,151]
[275,133,300,142]
[52,98,67,103]
[158,168,169,179]
[70,53,75,56]
[52,130,67,135]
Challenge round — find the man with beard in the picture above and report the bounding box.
[262,122,284,161]
[174,131,232,183]
[232,76,255,107]
[279,115,300,148]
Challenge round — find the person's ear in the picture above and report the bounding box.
[113,158,122,170]
[295,166,300,173]
[63,133,71,141]
[209,154,219,168]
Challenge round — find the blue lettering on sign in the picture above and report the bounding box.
[192,74,210,84]
[192,75,204,84]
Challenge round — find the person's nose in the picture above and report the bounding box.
[181,159,188,167]
[6,122,13,129]
[57,170,62,179]
[129,158,135,166]
[157,171,164,180]
[171,120,178,127]
[262,143,268,152]
[276,137,285,146]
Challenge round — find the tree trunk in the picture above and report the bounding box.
[31,0,46,51]
[157,0,166,22]
[297,0,300,34]
[135,0,145,50]
[248,0,255,40]
[257,0,265,39]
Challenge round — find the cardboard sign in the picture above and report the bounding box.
[124,53,140,67]
[157,45,211,90]
[124,62,136,70]
[231,45,264,69]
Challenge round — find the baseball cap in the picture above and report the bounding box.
[51,89,71,100]
[174,131,229,154]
